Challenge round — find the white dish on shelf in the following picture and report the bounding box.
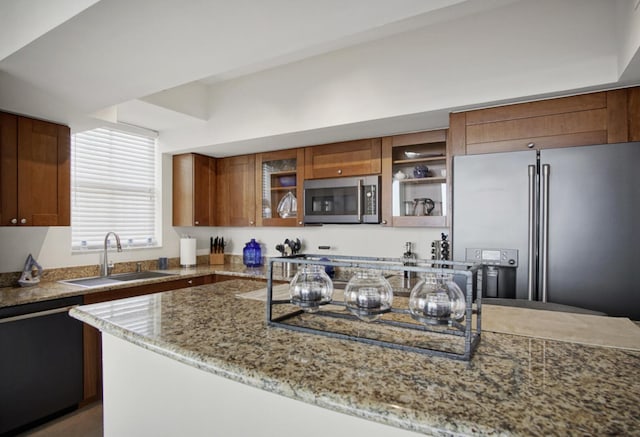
[404,151,444,159]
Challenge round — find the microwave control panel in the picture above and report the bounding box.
[364,185,377,215]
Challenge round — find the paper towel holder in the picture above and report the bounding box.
[180,237,197,268]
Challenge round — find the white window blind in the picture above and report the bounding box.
[71,127,158,250]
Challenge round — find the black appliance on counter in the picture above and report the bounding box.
[0,296,83,435]
[303,175,381,224]
[453,142,640,319]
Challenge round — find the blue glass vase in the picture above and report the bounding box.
[243,239,262,267]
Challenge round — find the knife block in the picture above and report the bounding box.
[209,253,225,265]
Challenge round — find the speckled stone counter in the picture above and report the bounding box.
[0,262,272,308]
[70,279,640,436]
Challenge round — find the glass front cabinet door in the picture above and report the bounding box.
[255,148,305,227]
[382,130,449,227]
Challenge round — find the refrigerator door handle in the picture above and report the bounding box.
[527,165,536,301]
[540,164,550,302]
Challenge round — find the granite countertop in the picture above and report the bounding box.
[0,263,272,308]
[70,279,640,436]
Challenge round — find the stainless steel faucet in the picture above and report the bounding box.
[102,232,123,277]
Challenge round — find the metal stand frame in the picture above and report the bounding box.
[266,254,483,361]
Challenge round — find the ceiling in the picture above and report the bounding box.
[1,0,639,156]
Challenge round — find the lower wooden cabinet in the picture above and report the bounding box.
[81,275,212,404]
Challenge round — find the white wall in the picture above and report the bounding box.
[0,0,100,61]
[160,0,619,155]
[618,0,640,76]
[179,225,446,263]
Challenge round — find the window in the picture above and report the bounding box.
[71,127,158,251]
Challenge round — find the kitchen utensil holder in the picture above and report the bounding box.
[209,253,225,265]
[266,254,483,361]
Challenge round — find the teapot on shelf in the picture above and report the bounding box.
[413,198,435,216]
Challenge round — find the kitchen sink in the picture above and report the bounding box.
[60,271,177,288]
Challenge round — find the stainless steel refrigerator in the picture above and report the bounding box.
[452,142,640,319]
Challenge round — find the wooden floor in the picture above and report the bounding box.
[17,402,103,437]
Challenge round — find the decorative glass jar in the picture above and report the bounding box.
[242,239,262,267]
[344,271,393,322]
[409,273,466,325]
[289,265,333,313]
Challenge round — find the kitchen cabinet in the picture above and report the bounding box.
[304,138,381,179]
[172,153,216,226]
[0,112,70,226]
[255,148,305,227]
[449,90,631,155]
[82,274,213,403]
[629,87,640,141]
[381,130,449,227]
[216,154,256,226]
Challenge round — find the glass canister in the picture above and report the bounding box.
[344,270,393,322]
[289,264,334,313]
[408,273,466,325]
[242,239,262,267]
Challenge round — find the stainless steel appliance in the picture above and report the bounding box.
[303,175,381,224]
[465,248,518,299]
[453,142,640,319]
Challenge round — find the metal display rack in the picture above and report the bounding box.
[266,254,483,361]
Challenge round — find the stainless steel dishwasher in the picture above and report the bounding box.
[0,296,83,435]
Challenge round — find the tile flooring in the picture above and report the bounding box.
[17,402,103,437]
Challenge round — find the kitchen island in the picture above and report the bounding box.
[70,279,640,436]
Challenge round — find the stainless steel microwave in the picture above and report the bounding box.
[303,175,381,224]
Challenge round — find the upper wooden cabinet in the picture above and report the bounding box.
[216,154,256,226]
[304,138,381,179]
[449,89,634,155]
[0,113,70,226]
[172,153,215,226]
[381,130,449,228]
[629,87,640,142]
[255,148,304,227]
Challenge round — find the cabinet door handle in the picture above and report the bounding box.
[20,218,27,224]
[194,220,199,225]
[249,220,255,225]
[10,218,17,224]
[382,220,387,225]
[527,142,535,149]
[187,279,193,285]
[337,169,342,175]
[298,221,303,225]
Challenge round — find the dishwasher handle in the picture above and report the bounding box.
[0,305,77,324]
